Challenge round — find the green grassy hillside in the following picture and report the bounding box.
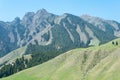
[2,38,120,80]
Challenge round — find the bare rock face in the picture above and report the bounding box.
[22,12,35,27]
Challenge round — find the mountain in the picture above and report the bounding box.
[0,9,57,57]
[81,15,120,37]
[0,9,120,78]
[0,9,119,57]
[2,38,120,80]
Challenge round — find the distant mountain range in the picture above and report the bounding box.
[0,9,120,78]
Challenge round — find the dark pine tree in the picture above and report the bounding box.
[116,41,118,46]
[112,41,114,45]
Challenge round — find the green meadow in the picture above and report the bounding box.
[2,38,120,80]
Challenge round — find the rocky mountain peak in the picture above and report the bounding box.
[22,12,35,26]
[23,12,35,21]
[13,17,21,23]
[36,8,48,14]
[35,9,50,18]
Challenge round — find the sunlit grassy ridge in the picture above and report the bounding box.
[2,38,120,80]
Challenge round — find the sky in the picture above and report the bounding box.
[0,0,120,22]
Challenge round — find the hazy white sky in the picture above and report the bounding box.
[0,0,120,22]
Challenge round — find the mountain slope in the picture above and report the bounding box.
[2,38,120,80]
[81,15,120,37]
[0,9,57,57]
[0,46,27,66]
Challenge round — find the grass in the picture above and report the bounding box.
[2,38,120,80]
